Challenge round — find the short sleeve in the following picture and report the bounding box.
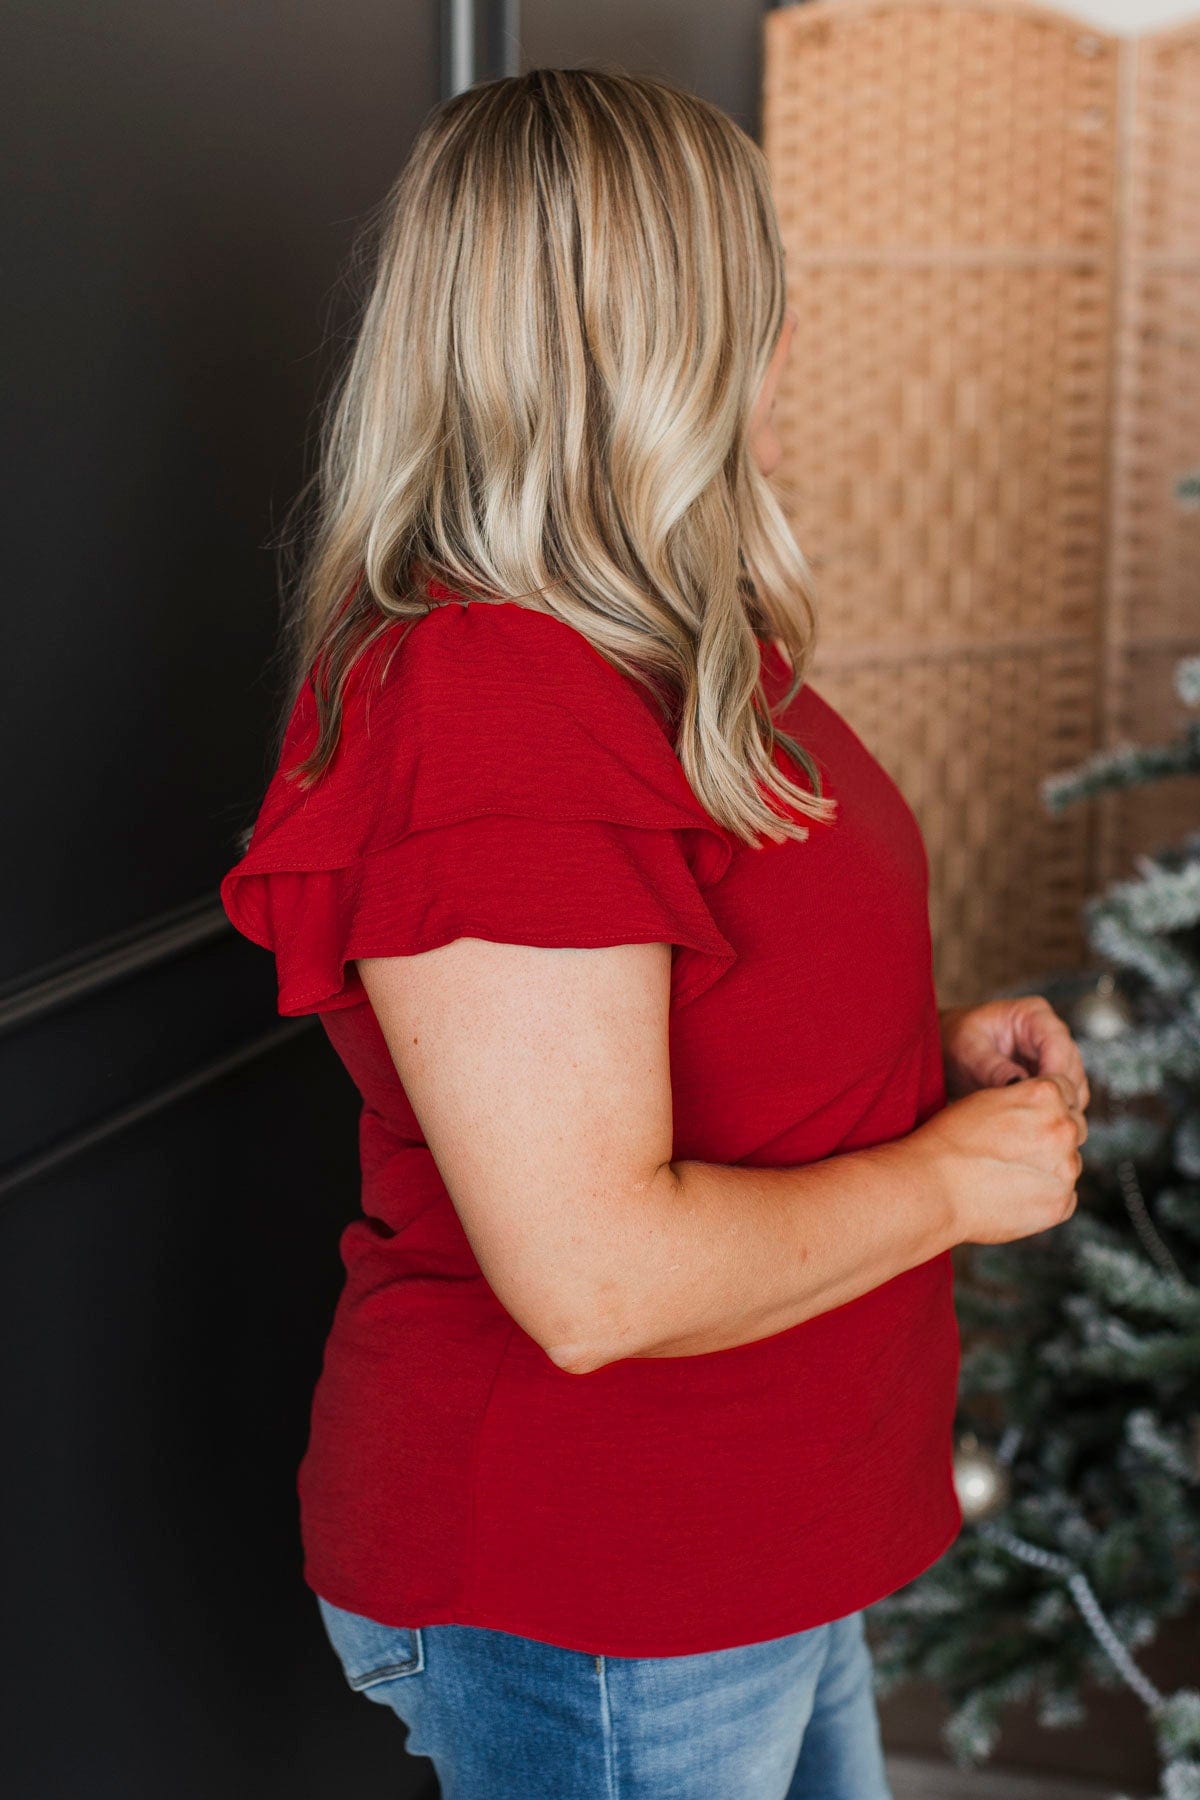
[219,599,737,1018]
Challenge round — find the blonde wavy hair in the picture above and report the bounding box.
[277,65,837,846]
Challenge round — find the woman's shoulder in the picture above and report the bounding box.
[347,596,689,799]
[236,595,730,877]
[366,594,669,737]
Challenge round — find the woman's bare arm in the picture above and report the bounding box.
[356,937,1081,1375]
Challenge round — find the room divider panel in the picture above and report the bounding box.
[763,0,1200,1006]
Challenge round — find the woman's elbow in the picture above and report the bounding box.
[538,1288,646,1376]
[545,1339,614,1376]
[486,1212,658,1375]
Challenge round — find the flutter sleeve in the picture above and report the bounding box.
[219,600,737,1018]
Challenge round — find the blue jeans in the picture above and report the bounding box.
[315,1595,894,1799]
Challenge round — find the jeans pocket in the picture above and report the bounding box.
[316,1594,426,1692]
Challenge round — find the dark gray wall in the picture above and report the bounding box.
[2,4,443,1796]
[3,1,446,981]
[522,0,768,137]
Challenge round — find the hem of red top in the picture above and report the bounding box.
[302,1503,964,1661]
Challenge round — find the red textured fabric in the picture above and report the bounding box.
[220,583,963,1657]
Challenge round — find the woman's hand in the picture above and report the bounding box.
[912,1071,1087,1247]
[938,995,1091,1112]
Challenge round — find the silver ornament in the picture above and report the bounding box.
[953,1432,1012,1523]
[1071,972,1133,1042]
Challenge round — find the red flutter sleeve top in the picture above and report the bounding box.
[220,580,963,1657]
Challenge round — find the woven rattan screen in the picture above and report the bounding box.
[763,0,1200,1008]
[1101,16,1200,884]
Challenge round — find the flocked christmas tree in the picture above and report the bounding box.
[868,653,1200,1800]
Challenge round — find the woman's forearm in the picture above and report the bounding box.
[571,1136,957,1371]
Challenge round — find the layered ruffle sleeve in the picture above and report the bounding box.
[219,599,738,1017]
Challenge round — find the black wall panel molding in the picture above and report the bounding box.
[0,1015,311,1206]
[0,896,294,1199]
[0,895,231,1037]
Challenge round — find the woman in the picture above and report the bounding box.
[221,67,1089,1800]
